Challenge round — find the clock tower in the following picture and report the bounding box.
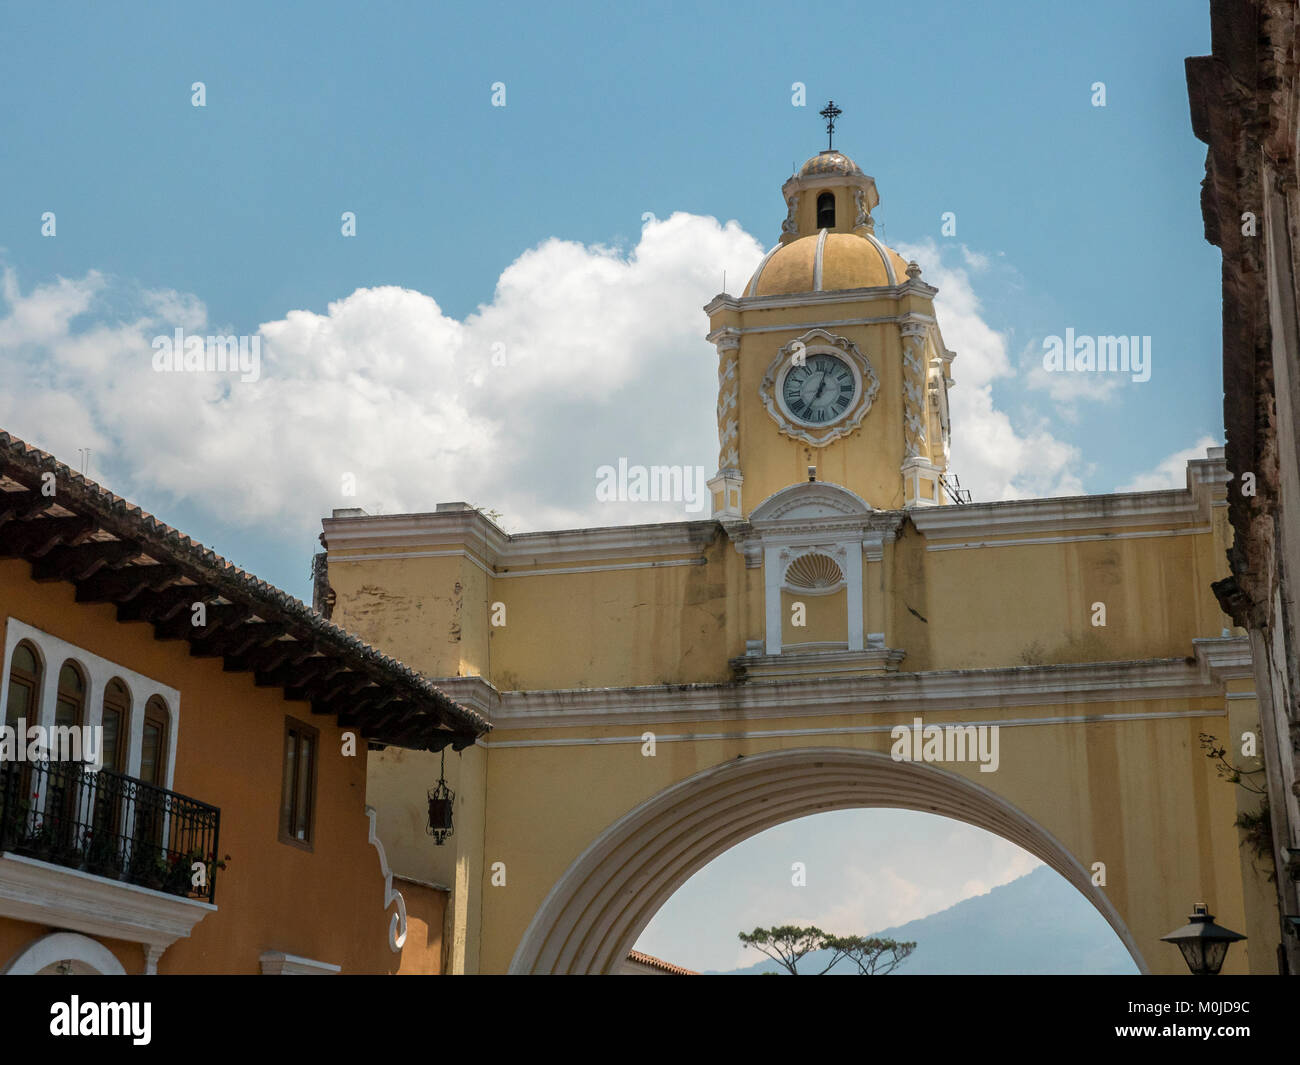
[705,129,956,519]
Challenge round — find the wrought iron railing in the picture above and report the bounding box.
[0,759,221,903]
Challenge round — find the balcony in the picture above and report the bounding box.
[0,759,221,904]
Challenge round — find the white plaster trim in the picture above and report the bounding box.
[913,495,1207,533]
[483,708,1222,749]
[0,853,215,951]
[1193,636,1255,681]
[321,547,495,575]
[861,231,898,285]
[3,931,127,975]
[331,553,708,580]
[0,618,180,788]
[744,244,783,296]
[925,526,1214,551]
[706,280,937,314]
[716,315,932,334]
[434,653,1241,731]
[322,514,718,569]
[365,805,407,952]
[495,559,706,579]
[258,950,341,974]
[736,644,905,677]
[813,228,828,290]
[910,459,1226,539]
[508,747,1149,975]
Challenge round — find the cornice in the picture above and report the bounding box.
[0,852,216,950]
[439,654,1235,733]
[909,488,1213,541]
[706,283,936,316]
[707,314,933,337]
[732,646,907,679]
[324,513,721,569]
[259,950,341,975]
[1192,635,1254,682]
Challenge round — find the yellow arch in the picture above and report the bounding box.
[510,747,1150,974]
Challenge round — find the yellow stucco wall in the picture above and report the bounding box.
[474,702,1251,974]
[325,474,1272,975]
[328,521,1225,690]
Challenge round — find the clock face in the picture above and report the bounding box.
[780,353,857,426]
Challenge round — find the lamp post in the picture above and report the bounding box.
[1160,903,1245,975]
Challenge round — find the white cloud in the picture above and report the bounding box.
[2,221,1084,539]
[1118,435,1221,493]
[895,239,1086,501]
[0,215,764,533]
[959,244,991,271]
[1022,332,1125,416]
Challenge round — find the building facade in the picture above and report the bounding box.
[1188,0,1300,974]
[0,432,488,974]
[321,147,1279,973]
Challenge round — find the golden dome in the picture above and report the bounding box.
[746,230,911,297]
[797,150,864,178]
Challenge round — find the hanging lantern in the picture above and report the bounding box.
[426,749,455,845]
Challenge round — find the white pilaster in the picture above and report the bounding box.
[764,546,784,655]
[846,545,864,652]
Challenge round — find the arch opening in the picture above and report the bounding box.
[816,191,836,228]
[3,932,126,975]
[510,748,1150,974]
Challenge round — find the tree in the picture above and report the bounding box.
[738,925,916,975]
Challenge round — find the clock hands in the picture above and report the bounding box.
[786,359,852,423]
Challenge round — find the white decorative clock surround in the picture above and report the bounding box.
[760,328,879,447]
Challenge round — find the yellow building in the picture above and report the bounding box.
[0,431,488,974]
[320,144,1275,974]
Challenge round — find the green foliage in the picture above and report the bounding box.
[1235,803,1279,882]
[1199,732,1267,795]
[1200,731,1277,879]
[739,924,916,975]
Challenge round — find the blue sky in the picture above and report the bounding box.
[0,0,1216,970]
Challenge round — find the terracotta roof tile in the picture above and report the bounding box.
[626,950,697,975]
[0,428,489,743]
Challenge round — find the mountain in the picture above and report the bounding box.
[719,866,1140,975]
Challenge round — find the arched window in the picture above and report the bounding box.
[55,661,86,729]
[101,680,131,774]
[5,641,41,729]
[817,191,836,229]
[141,697,169,786]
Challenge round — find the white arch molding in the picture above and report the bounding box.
[3,932,127,975]
[509,747,1150,974]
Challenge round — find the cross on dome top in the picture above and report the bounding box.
[819,100,842,150]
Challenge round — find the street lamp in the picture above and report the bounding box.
[1161,903,1245,975]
